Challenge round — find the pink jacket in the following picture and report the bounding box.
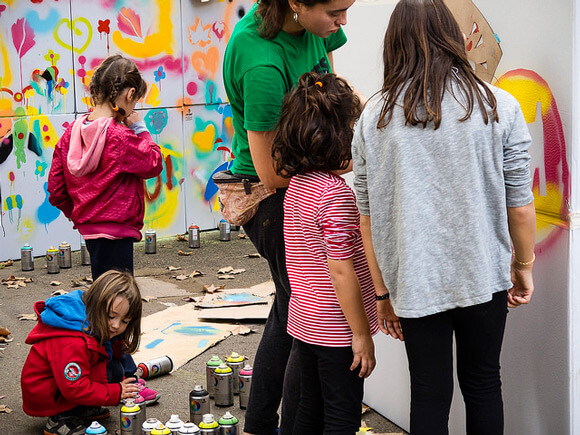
[48,115,163,241]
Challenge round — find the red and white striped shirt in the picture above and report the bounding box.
[284,171,379,347]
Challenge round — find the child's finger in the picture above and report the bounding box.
[350,355,361,372]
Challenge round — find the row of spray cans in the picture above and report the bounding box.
[204,353,252,409]
[21,239,91,273]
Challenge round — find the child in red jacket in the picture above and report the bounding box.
[21,270,142,435]
[48,54,164,280]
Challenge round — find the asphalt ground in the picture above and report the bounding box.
[0,229,406,434]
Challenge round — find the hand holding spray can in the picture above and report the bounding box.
[225,352,245,395]
[58,241,72,268]
[46,247,59,274]
[206,355,223,398]
[189,385,210,425]
[213,363,233,407]
[238,364,253,409]
[21,244,34,271]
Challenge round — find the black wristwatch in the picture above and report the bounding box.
[375,293,390,301]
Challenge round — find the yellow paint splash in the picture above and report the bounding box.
[495,74,551,122]
[144,186,180,229]
[145,83,161,107]
[192,124,216,153]
[0,33,13,87]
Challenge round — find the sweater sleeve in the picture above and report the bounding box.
[120,128,164,179]
[47,131,74,218]
[352,115,370,216]
[49,341,122,407]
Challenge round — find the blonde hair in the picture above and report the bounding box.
[83,270,142,354]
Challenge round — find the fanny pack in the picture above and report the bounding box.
[212,170,276,226]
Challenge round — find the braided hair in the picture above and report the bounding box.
[89,55,147,117]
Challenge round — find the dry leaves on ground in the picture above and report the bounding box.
[0,259,14,269]
[203,284,225,293]
[238,233,247,239]
[245,253,261,258]
[177,250,191,256]
[167,266,182,271]
[51,290,68,296]
[50,281,62,286]
[18,313,37,321]
[176,234,187,242]
[0,405,12,414]
[231,325,253,336]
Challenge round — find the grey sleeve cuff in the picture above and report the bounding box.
[504,105,533,207]
[352,124,370,215]
[129,120,148,135]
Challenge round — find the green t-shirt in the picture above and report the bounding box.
[223,3,347,176]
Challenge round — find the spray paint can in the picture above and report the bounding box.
[58,241,72,268]
[151,424,171,435]
[179,423,201,434]
[225,353,245,395]
[188,225,200,249]
[46,247,59,274]
[136,356,173,379]
[145,229,157,254]
[120,399,142,435]
[86,421,108,434]
[142,418,161,435]
[213,363,233,407]
[165,415,184,435]
[80,239,91,266]
[189,385,210,425]
[198,414,218,435]
[238,364,252,409]
[21,243,34,271]
[206,356,223,398]
[218,412,239,435]
[218,220,230,242]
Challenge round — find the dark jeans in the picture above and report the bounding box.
[399,291,508,435]
[85,237,134,280]
[242,189,299,435]
[293,340,364,435]
[107,352,138,383]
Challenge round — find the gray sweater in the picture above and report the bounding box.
[352,83,534,318]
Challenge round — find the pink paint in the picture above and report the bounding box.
[8,172,15,182]
[43,125,49,132]
[187,82,198,96]
[89,55,185,74]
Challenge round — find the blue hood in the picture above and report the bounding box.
[41,290,88,332]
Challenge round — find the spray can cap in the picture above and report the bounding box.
[47,247,58,253]
[207,355,223,366]
[179,422,201,434]
[226,352,244,363]
[120,398,140,413]
[142,418,160,430]
[193,384,206,392]
[22,243,32,249]
[85,421,106,434]
[199,414,218,428]
[240,364,253,375]
[218,412,238,425]
[214,363,232,374]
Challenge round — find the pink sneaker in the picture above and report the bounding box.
[135,379,160,405]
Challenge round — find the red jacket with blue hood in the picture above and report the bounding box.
[21,290,122,417]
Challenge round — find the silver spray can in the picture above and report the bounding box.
[80,238,91,266]
[21,243,34,271]
[189,385,210,425]
[165,414,184,435]
[188,225,200,248]
[58,241,72,268]
[238,364,252,409]
[145,229,156,254]
[218,220,230,242]
[136,356,173,379]
[198,414,218,435]
[46,247,59,274]
[141,418,161,435]
[120,399,141,435]
[178,423,201,434]
[218,412,239,435]
[225,352,245,395]
[206,356,223,398]
[213,363,233,407]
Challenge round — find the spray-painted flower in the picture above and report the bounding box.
[35,160,48,178]
[154,66,166,83]
[98,19,110,34]
[44,49,60,65]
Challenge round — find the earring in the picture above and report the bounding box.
[112,103,119,112]
[293,11,298,23]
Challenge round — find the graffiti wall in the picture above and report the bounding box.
[0,0,251,261]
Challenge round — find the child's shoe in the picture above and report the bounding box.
[44,415,86,435]
[76,406,110,421]
[135,378,161,405]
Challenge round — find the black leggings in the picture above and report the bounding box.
[85,237,134,280]
[399,291,508,435]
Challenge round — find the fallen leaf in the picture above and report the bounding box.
[51,290,68,296]
[168,266,182,271]
[18,313,37,321]
[217,266,234,274]
[159,302,177,308]
[0,404,12,413]
[17,281,26,288]
[0,259,14,268]
[142,295,157,303]
[182,296,203,303]
[178,250,191,256]
[218,274,235,280]
[203,284,225,293]
[237,233,247,239]
[6,284,18,289]
[231,268,246,275]
[231,325,252,335]
[14,276,26,281]
[50,281,62,286]
[189,270,203,278]
[1,275,16,282]
[245,253,261,258]
[175,275,189,281]
[176,234,187,242]
[70,279,83,287]
[0,326,11,336]
[362,405,370,414]
[82,276,93,283]
[0,395,5,400]
[24,278,33,283]
[0,337,13,343]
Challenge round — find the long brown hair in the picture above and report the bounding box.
[257,0,332,39]
[89,55,147,117]
[378,0,498,129]
[272,72,361,177]
[83,270,142,354]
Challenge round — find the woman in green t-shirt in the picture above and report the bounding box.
[223,0,355,433]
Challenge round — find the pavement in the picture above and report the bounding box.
[0,229,406,434]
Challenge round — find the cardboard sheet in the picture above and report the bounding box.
[136,277,189,300]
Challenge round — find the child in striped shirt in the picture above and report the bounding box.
[272,72,379,434]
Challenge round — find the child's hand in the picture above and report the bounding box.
[351,333,376,378]
[120,377,139,399]
[123,111,141,128]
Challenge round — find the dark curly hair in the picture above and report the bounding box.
[89,55,147,117]
[272,72,361,178]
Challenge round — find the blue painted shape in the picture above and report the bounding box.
[197,339,209,348]
[26,9,60,33]
[204,160,233,202]
[37,182,60,228]
[221,292,263,303]
[145,338,164,349]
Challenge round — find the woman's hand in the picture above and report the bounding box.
[377,298,403,341]
[351,333,376,378]
[120,377,139,399]
[508,262,534,307]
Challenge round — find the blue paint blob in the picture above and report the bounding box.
[25,9,60,33]
[37,182,60,228]
[145,339,164,349]
[198,339,209,348]
[172,326,220,336]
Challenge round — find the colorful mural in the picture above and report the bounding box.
[0,0,253,260]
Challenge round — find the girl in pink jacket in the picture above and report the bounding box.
[48,55,163,280]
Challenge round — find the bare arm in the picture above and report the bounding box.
[328,257,376,378]
[507,201,536,307]
[247,130,290,189]
[360,215,403,340]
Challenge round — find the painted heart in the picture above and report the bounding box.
[53,17,93,55]
[191,46,219,80]
[192,123,216,153]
